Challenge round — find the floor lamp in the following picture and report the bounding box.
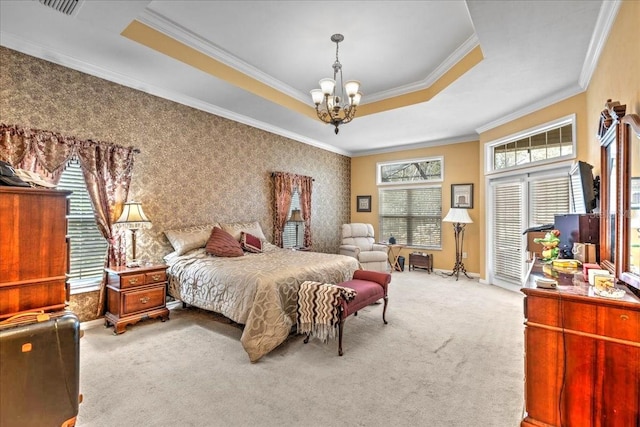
[442,208,473,280]
[288,209,304,248]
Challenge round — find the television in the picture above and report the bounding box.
[569,161,596,214]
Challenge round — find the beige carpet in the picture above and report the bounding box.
[76,271,525,427]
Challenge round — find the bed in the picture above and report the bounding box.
[164,227,360,362]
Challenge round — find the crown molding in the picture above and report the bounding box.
[364,34,480,104]
[137,9,309,105]
[0,31,349,157]
[351,133,479,157]
[475,84,583,135]
[579,0,621,89]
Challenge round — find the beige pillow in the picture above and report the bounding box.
[164,223,218,255]
[220,221,266,242]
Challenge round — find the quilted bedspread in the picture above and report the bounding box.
[166,246,360,362]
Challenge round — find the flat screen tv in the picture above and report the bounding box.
[569,161,596,214]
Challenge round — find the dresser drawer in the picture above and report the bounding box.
[145,270,166,284]
[122,285,165,315]
[119,274,145,289]
[598,306,640,342]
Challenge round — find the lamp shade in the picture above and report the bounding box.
[442,208,473,224]
[115,201,152,230]
[288,209,304,222]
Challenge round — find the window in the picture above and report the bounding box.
[379,186,442,248]
[282,190,304,248]
[488,115,575,173]
[57,158,108,292]
[377,157,443,185]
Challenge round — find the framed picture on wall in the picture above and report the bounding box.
[632,177,640,209]
[451,184,474,209]
[357,195,372,212]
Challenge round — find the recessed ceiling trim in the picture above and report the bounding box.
[578,0,621,89]
[136,8,309,106]
[365,34,481,104]
[121,20,317,121]
[357,45,483,117]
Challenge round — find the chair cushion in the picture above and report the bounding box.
[358,250,388,263]
[341,279,385,316]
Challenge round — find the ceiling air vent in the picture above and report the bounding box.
[38,0,81,16]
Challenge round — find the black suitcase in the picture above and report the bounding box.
[0,311,80,427]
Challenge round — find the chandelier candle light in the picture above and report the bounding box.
[442,208,473,280]
[114,201,152,268]
[310,34,362,134]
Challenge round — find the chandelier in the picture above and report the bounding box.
[310,34,362,134]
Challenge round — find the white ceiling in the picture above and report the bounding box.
[0,1,612,156]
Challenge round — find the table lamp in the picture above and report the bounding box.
[288,209,304,248]
[115,201,152,267]
[442,208,473,280]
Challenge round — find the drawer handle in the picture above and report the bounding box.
[620,314,629,321]
[152,274,162,281]
[140,296,150,304]
[128,277,139,285]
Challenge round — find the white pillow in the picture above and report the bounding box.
[164,223,217,255]
[220,221,267,242]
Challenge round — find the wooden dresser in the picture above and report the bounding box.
[521,263,640,426]
[0,187,71,319]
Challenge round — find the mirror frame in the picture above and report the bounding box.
[619,112,640,292]
[597,100,626,274]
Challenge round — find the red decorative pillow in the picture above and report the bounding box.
[205,227,244,257]
[241,232,262,253]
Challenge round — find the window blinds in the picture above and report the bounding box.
[57,158,108,289]
[492,180,525,283]
[379,186,442,247]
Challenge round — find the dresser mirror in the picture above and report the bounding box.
[597,100,625,273]
[619,112,640,293]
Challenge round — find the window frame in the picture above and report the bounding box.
[376,156,444,186]
[485,114,576,175]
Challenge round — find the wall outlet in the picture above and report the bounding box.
[462,252,468,259]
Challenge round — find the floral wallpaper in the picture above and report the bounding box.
[0,46,351,321]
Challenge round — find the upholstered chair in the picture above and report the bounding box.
[339,223,389,272]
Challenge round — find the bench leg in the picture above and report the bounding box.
[338,319,345,356]
[382,296,388,324]
[303,334,310,344]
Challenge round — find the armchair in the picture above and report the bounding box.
[339,223,389,272]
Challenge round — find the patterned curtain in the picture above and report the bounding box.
[298,175,313,247]
[0,124,136,316]
[272,172,295,247]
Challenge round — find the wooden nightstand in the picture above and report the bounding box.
[104,264,170,334]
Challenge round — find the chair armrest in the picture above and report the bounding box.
[340,245,360,257]
[353,270,391,292]
[372,243,389,253]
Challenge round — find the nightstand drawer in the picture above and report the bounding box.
[145,270,166,284]
[120,274,145,289]
[122,286,165,315]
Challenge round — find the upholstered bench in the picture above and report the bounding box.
[299,270,391,356]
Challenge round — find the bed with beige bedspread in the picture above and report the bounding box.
[166,244,360,362]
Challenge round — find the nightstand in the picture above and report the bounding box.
[104,264,170,334]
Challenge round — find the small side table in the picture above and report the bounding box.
[104,264,170,334]
[386,244,405,272]
[409,253,432,273]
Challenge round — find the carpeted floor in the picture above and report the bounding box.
[76,271,525,427]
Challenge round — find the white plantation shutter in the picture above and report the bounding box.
[379,186,442,248]
[492,180,525,283]
[57,158,108,290]
[530,175,570,225]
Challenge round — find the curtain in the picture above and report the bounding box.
[273,172,295,247]
[0,124,136,315]
[298,175,313,247]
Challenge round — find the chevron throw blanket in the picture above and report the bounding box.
[297,281,358,343]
